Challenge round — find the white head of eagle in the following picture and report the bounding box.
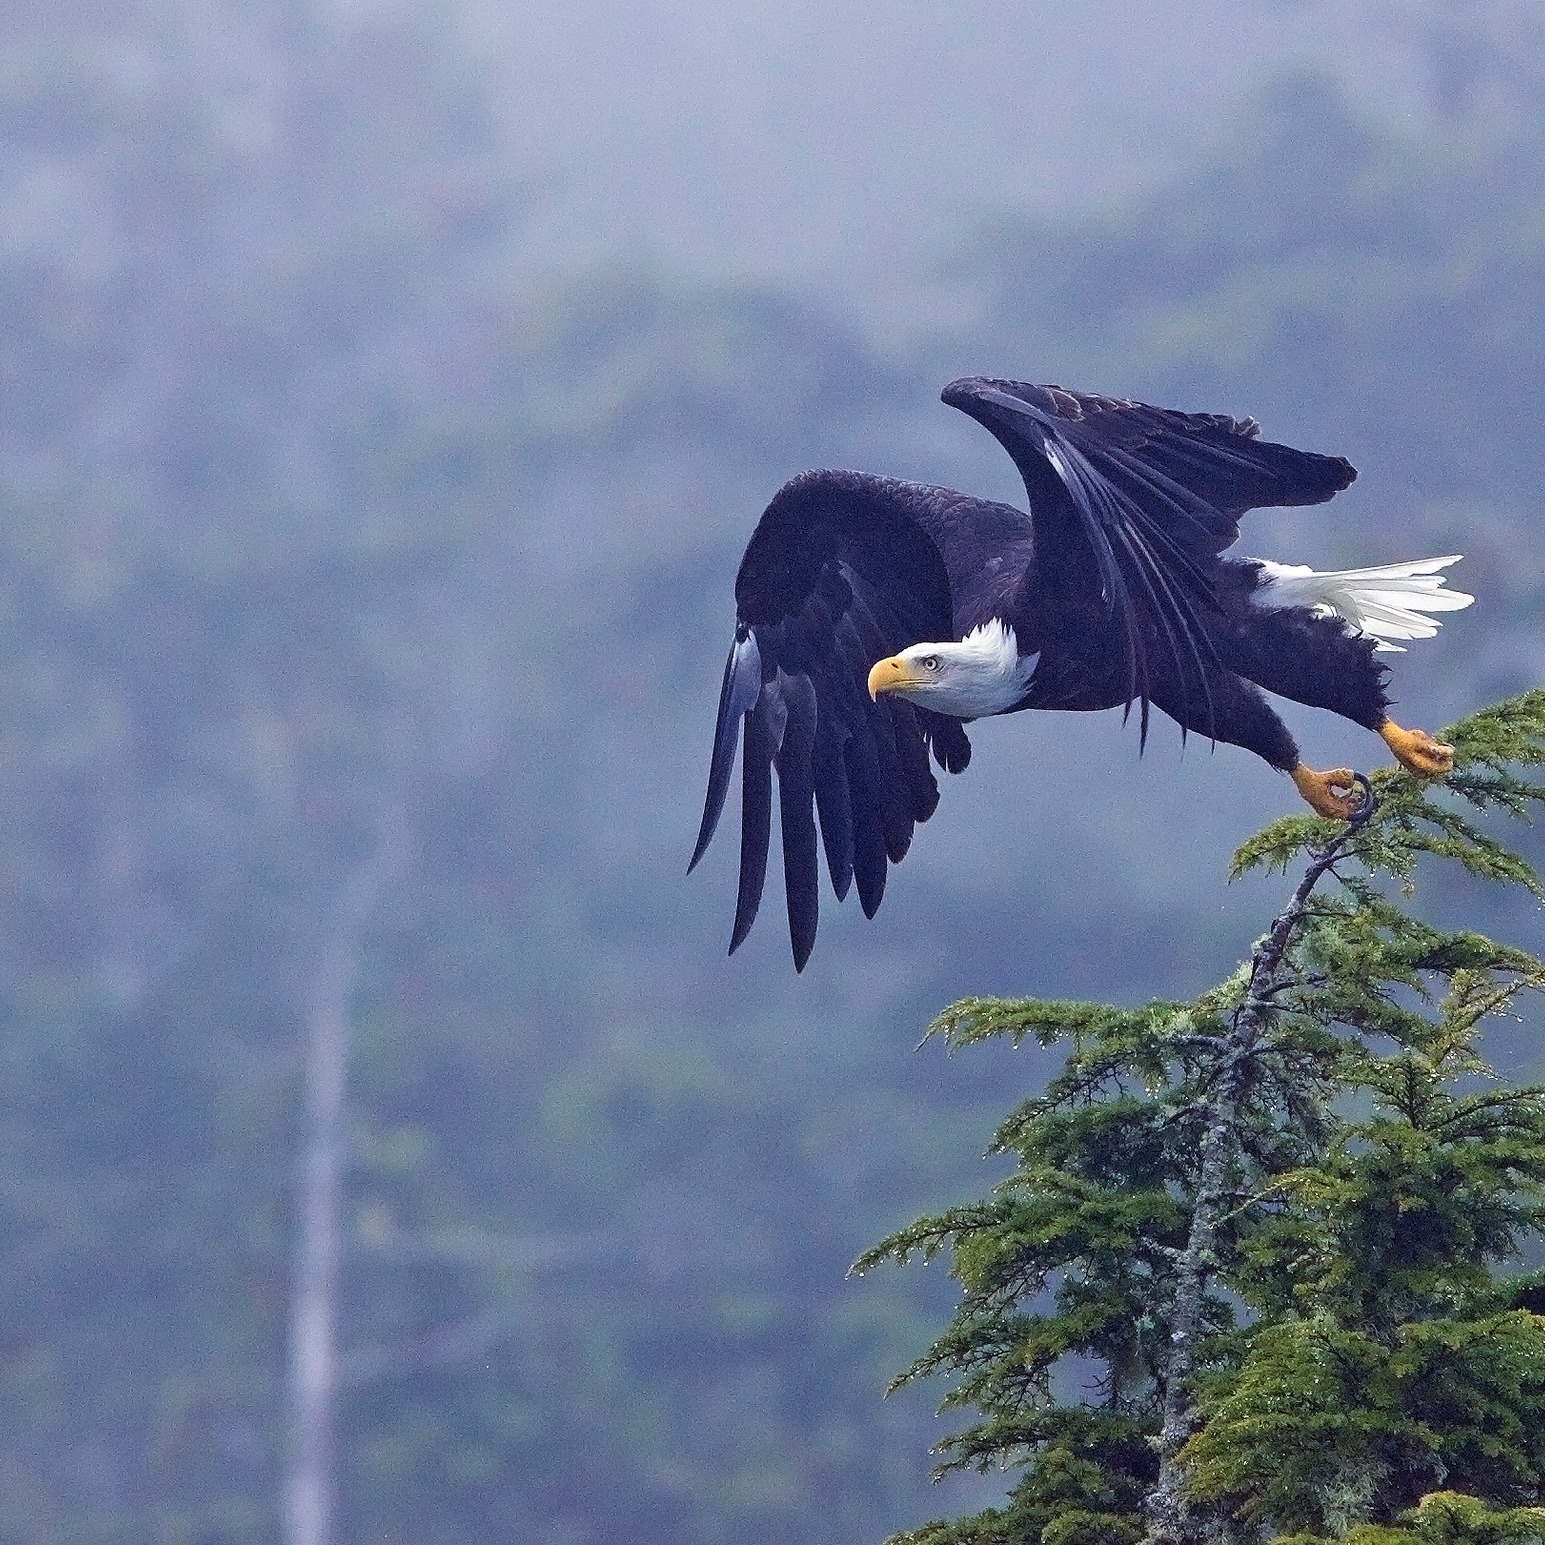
[866,619,1038,719]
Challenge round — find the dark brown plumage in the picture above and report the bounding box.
[691,379,1460,969]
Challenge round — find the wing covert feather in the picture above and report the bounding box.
[942,377,1356,743]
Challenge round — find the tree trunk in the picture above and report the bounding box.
[1145,806,1365,1545]
[283,809,408,1545]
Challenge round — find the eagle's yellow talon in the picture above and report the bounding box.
[1291,764,1362,821]
[1379,720,1454,778]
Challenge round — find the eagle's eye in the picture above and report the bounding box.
[922,655,941,672]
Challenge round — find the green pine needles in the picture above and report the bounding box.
[856,691,1545,1545]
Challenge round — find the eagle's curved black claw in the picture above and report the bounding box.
[1345,772,1375,827]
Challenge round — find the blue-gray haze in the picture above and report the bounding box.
[1,3,1543,1543]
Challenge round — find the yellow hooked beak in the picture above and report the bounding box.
[867,655,916,700]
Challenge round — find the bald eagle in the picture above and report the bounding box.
[690,379,1473,969]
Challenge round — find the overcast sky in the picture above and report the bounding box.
[490,0,1432,300]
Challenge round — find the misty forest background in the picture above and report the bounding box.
[4,3,1545,1543]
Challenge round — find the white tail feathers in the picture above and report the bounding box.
[1251,555,1474,653]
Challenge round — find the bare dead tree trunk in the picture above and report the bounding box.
[283,807,409,1545]
[1145,799,1367,1545]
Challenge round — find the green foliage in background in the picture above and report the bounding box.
[2,5,1545,1543]
[861,694,1545,1545]
[961,72,1545,520]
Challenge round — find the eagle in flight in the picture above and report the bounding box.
[690,379,1473,969]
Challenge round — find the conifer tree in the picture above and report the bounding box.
[857,692,1545,1545]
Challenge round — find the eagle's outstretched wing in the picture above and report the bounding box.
[689,470,971,969]
[941,379,1357,743]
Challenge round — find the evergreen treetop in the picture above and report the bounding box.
[857,691,1545,1545]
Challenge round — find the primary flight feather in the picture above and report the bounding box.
[690,379,1473,969]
